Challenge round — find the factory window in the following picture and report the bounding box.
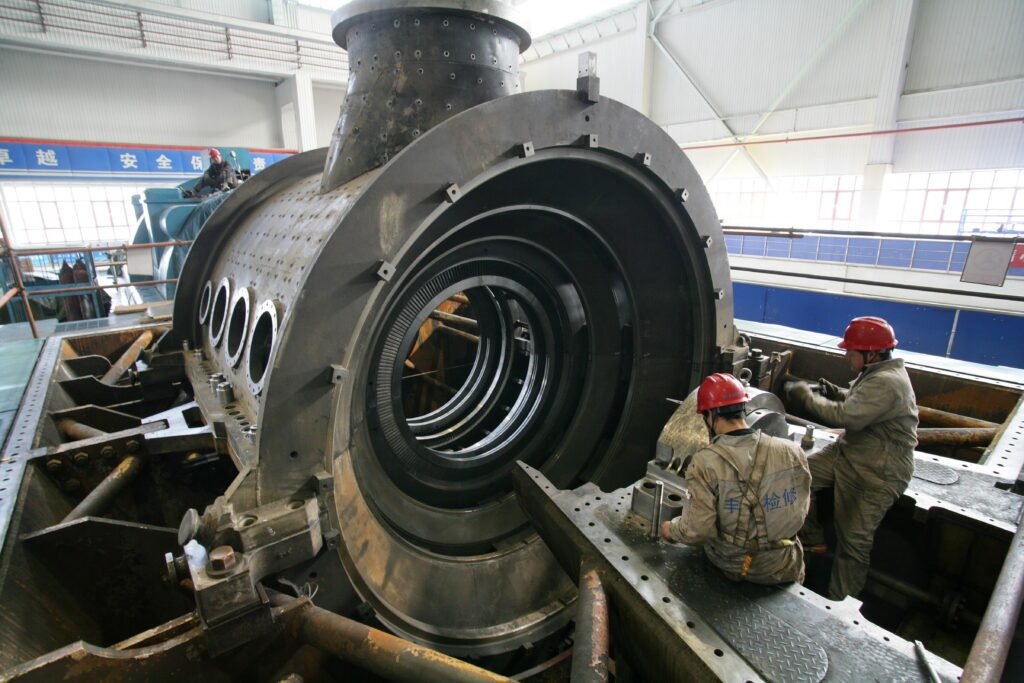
[0,183,160,247]
[710,174,862,230]
[881,169,1023,235]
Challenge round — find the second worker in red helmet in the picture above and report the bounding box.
[787,316,919,600]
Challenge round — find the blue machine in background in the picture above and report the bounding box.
[130,186,230,300]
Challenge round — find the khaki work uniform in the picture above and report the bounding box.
[667,430,811,585]
[799,358,918,600]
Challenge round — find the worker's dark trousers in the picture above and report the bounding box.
[800,446,899,600]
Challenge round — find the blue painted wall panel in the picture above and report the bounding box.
[950,310,1024,367]
[733,282,769,322]
[759,287,954,356]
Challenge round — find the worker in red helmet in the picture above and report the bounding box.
[788,316,919,600]
[192,147,238,194]
[660,373,811,585]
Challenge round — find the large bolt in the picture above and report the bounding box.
[125,440,140,453]
[45,458,63,473]
[178,508,200,546]
[100,445,116,459]
[208,545,238,574]
[62,478,81,492]
[73,451,90,465]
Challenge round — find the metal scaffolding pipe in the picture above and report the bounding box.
[62,455,142,523]
[287,601,513,683]
[961,515,1024,682]
[0,212,39,338]
[101,330,154,385]
[571,560,610,683]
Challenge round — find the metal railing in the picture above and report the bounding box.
[722,226,1022,277]
[0,0,347,75]
[1,211,187,338]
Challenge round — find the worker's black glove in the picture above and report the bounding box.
[817,377,844,401]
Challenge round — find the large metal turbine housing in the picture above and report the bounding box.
[174,0,735,656]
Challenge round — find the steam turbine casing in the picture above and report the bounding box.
[173,2,735,657]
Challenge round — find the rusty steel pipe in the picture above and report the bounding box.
[101,330,154,385]
[961,513,1024,683]
[430,310,478,329]
[288,602,513,683]
[434,322,480,344]
[62,455,142,523]
[0,286,19,310]
[916,427,997,448]
[571,560,610,683]
[918,405,998,429]
[56,418,107,442]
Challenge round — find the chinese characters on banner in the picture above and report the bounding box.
[0,140,293,178]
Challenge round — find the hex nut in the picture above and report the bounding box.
[45,458,63,473]
[208,545,237,573]
[100,445,116,459]
[73,451,90,465]
[125,440,140,453]
[62,478,81,492]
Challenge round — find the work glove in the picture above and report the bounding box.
[817,377,844,401]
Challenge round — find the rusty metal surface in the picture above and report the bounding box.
[916,427,997,448]
[570,561,609,683]
[287,598,513,683]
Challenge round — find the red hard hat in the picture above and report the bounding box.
[838,316,898,351]
[696,373,748,413]
[209,148,220,157]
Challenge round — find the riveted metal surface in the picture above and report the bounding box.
[516,463,965,683]
[196,171,372,420]
[323,1,527,192]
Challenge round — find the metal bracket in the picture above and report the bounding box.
[576,51,600,103]
[636,152,652,167]
[330,364,348,385]
[444,183,460,203]
[376,261,395,282]
[517,141,535,158]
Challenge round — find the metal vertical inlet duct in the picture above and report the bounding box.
[321,0,531,192]
[174,0,735,661]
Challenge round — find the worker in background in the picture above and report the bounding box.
[788,316,918,600]
[192,148,238,194]
[661,373,811,585]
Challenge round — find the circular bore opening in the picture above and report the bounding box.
[225,289,250,367]
[209,279,231,347]
[198,281,212,325]
[246,304,277,393]
[367,245,593,515]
